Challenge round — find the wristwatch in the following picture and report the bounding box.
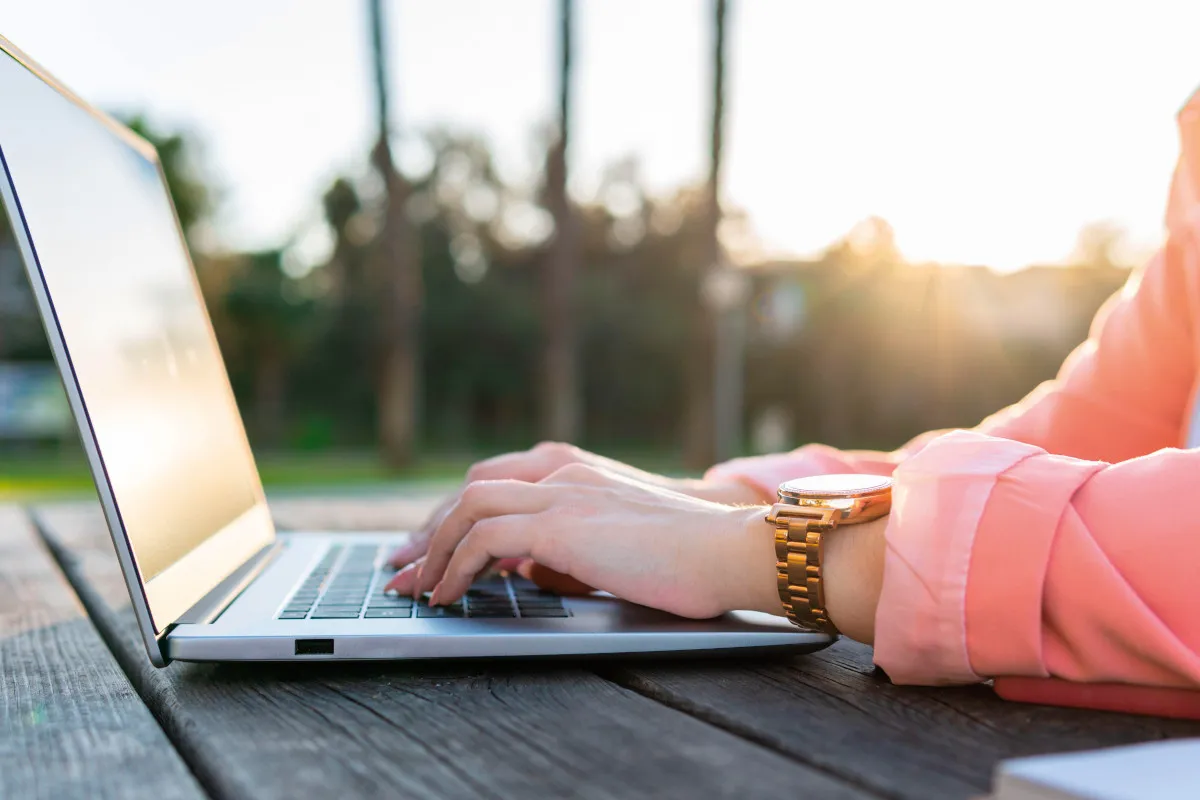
[766,474,892,635]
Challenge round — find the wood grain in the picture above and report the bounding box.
[606,640,1200,800]
[0,505,203,800]
[35,501,871,800]
[280,496,1200,800]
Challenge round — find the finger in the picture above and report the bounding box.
[467,443,573,484]
[387,532,433,568]
[383,558,423,596]
[391,447,569,568]
[388,494,458,567]
[519,560,595,595]
[429,515,542,605]
[417,480,556,594]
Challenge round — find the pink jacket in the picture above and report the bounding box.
[708,91,1200,688]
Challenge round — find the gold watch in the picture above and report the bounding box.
[766,474,892,635]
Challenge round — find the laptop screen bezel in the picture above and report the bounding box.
[0,35,276,666]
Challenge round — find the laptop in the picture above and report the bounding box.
[0,36,829,666]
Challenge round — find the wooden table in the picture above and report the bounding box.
[5,496,1199,800]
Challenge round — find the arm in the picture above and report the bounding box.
[974,241,1197,461]
[708,235,1197,497]
[864,430,1200,687]
[721,127,1200,685]
[710,156,1200,488]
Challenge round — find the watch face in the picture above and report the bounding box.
[778,473,892,499]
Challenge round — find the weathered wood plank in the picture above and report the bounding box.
[279,495,1200,800]
[36,502,874,800]
[0,505,204,800]
[607,641,1200,800]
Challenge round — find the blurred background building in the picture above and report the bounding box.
[0,0,1192,492]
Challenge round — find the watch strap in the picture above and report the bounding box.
[767,504,839,635]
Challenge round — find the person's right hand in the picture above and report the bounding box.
[386,441,764,579]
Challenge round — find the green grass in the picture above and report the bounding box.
[0,445,692,501]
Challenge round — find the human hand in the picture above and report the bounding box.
[383,463,780,619]
[386,442,764,575]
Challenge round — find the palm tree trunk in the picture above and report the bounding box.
[368,0,421,468]
[684,0,729,469]
[253,339,287,449]
[541,0,581,443]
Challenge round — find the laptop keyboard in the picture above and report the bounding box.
[276,544,569,621]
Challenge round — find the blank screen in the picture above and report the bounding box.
[0,51,261,581]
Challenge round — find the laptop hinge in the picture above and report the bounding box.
[173,539,284,625]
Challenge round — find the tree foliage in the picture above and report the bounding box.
[0,119,1134,463]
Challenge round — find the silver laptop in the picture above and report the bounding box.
[0,36,829,666]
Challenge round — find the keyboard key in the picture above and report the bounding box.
[416,605,464,618]
[286,553,562,624]
[368,597,413,609]
[364,609,413,618]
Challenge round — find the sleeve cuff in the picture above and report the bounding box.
[872,431,1047,684]
[963,453,1104,677]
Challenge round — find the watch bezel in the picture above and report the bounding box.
[777,473,892,500]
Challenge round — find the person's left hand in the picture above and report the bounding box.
[383,463,781,619]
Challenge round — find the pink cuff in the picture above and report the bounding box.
[964,453,1104,677]
[873,431,1046,685]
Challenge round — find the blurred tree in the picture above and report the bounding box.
[367,0,422,469]
[684,0,729,469]
[540,0,581,443]
[221,250,313,447]
[107,111,1129,469]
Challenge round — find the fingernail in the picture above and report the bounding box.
[384,588,399,598]
[428,584,442,606]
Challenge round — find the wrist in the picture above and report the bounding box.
[720,506,785,616]
[821,515,888,643]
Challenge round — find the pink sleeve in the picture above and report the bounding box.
[974,241,1197,461]
[711,100,1200,687]
[874,430,1200,688]
[874,112,1200,685]
[975,97,1200,460]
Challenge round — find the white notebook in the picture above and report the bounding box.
[991,739,1200,800]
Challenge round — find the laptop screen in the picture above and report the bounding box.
[0,47,272,627]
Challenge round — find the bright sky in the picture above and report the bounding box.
[1,1,1197,272]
